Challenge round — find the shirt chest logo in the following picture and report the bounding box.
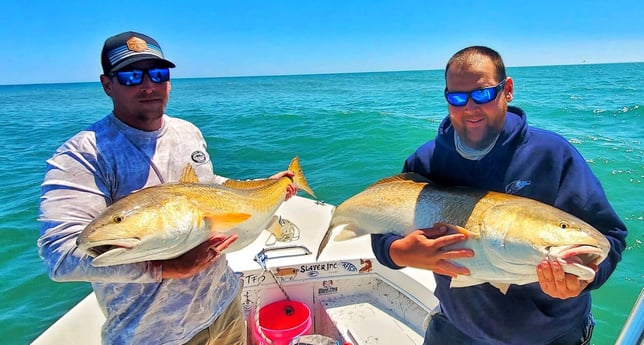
[505,180,531,194]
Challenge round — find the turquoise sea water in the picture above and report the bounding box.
[1,63,642,345]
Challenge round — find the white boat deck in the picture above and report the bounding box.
[32,196,438,345]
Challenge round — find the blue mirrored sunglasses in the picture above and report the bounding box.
[111,68,170,86]
[444,79,506,107]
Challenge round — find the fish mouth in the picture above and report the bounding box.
[547,245,607,280]
[79,238,141,258]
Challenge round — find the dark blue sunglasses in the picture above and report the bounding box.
[445,79,506,107]
[111,68,170,86]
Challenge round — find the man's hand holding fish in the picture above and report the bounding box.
[269,170,298,200]
[537,260,598,300]
[389,225,473,278]
[154,233,238,280]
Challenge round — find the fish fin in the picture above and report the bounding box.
[451,277,511,295]
[450,276,511,295]
[316,223,361,260]
[203,212,251,232]
[366,172,431,189]
[223,178,272,189]
[449,275,486,288]
[265,215,283,239]
[333,224,362,241]
[434,222,479,239]
[179,163,200,183]
[490,282,511,295]
[316,223,334,261]
[287,156,317,199]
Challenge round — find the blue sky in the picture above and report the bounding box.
[1,0,642,85]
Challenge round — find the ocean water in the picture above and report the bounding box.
[1,63,642,345]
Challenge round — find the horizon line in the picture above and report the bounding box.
[1,60,642,87]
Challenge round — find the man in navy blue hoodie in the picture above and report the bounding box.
[371,46,627,345]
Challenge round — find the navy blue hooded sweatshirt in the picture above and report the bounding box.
[371,106,627,345]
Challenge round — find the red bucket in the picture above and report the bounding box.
[252,300,312,345]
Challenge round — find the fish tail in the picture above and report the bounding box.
[288,156,317,199]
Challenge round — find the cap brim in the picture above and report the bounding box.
[110,54,176,73]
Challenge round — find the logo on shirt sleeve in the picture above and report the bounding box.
[191,151,208,164]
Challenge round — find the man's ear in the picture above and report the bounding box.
[100,74,113,97]
[504,77,514,102]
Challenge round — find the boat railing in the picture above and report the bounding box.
[615,287,644,345]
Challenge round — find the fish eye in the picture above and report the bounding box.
[112,215,124,223]
[559,221,570,229]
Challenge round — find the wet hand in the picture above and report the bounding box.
[536,260,593,299]
[390,225,473,278]
[156,234,238,280]
[269,170,298,200]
